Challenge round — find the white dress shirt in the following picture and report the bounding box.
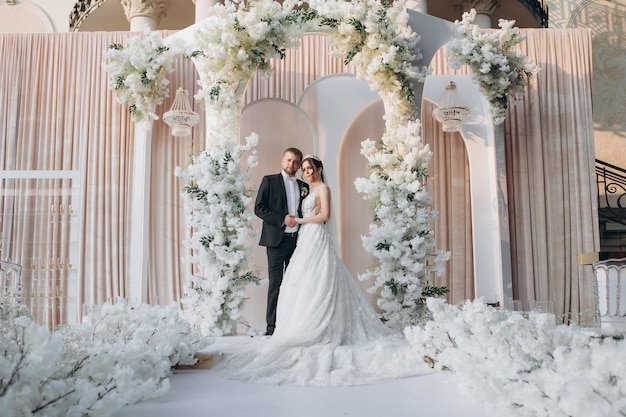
[282,171,299,233]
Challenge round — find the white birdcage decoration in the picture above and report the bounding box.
[432,81,470,132]
[163,87,200,137]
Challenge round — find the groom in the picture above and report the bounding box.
[255,147,308,336]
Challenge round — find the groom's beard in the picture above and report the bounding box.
[284,167,299,176]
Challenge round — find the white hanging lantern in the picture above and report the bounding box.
[163,87,200,137]
[432,81,470,132]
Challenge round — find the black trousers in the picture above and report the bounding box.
[265,234,298,334]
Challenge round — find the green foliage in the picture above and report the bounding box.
[209,83,222,102]
[184,184,208,200]
[187,50,204,59]
[420,284,449,301]
[283,7,318,25]
[319,16,339,28]
[114,76,125,90]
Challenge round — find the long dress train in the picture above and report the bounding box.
[210,188,432,386]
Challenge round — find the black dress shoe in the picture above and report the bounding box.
[265,329,274,336]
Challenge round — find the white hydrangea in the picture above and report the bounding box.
[104,29,185,124]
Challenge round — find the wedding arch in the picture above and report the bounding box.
[106,0,537,336]
[171,0,451,336]
[105,1,538,336]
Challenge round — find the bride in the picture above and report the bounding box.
[211,155,431,386]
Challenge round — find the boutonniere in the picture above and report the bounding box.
[301,186,308,198]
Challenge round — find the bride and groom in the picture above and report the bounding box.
[212,147,430,386]
[255,147,393,342]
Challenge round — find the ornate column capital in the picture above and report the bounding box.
[454,0,500,16]
[121,0,170,25]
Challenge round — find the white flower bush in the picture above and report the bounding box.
[104,29,185,124]
[176,134,260,336]
[405,298,626,417]
[446,9,539,124]
[0,301,206,417]
[355,120,449,329]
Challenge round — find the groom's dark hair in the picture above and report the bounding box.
[283,147,303,161]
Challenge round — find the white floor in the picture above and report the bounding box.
[115,364,490,417]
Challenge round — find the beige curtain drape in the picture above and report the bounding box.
[0,29,598,327]
[421,113,475,304]
[0,32,201,327]
[424,28,598,321]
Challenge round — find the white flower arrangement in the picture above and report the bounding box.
[104,29,184,124]
[405,298,626,417]
[310,0,430,128]
[191,0,315,108]
[355,120,450,329]
[446,9,539,124]
[0,301,206,416]
[176,133,260,336]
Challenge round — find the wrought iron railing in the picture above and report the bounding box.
[69,0,104,32]
[596,159,626,227]
[518,0,549,28]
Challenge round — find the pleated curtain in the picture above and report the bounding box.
[0,29,597,327]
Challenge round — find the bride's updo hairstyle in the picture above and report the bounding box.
[302,155,325,183]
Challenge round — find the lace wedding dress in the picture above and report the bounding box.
[211,188,432,386]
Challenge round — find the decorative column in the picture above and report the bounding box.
[128,121,153,304]
[120,0,170,304]
[192,0,218,23]
[455,0,499,28]
[425,75,513,307]
[121,0,169,31]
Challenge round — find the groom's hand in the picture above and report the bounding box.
[284,215,298,228]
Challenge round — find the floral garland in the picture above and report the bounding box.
[0,302,205,416]
[104,29,184,124]
[355,120,449,329]
[406,298,626,417]
[175,136,260,336]
[446,9,539,124]
[312,0,428,128]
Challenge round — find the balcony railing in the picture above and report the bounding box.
[597,159,626,227]
[519,0,549,28]
[69,0,105,32]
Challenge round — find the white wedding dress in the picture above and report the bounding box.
[211,188,432,386]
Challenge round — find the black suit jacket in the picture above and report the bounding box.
[255,173,309,247]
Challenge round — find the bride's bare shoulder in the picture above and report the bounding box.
[317,184,331,194]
